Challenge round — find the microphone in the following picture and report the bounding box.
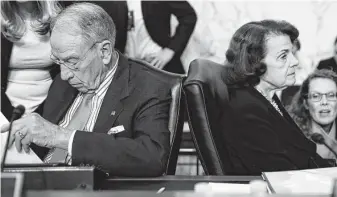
[1,105,25,172]
[311,133,337,158]
[10,105,25,123]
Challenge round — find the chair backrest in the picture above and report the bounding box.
[183,59,229,175]
[132,59,185,175]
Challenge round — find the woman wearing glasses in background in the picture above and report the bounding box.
[288,69,337,160]
[1,0,62,119]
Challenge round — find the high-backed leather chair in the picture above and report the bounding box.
[183,59,229,175]
[132,59,185,175]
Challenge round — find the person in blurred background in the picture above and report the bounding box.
[125,1,197,74]
[1,0,62,119]
[220,20,333,175]
[292,39,313,85]
[288,69,337,160]
[317,37,337,73]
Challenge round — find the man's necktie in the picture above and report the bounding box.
[45,93,95,163]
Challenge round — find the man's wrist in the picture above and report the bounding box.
[54,127,75,150]
[68,130,77,156]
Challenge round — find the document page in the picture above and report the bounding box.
[0,112,42,164]
[194,182,251,194]
[263,167,337,194]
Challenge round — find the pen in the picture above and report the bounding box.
[157,187,165,193]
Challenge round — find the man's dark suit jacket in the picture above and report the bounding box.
[39,53,172,177]
[317,57,337,73]
[141,1,197,74]
[220,86,332,175]
[1,35,60,119]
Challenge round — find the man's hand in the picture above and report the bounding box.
[150,48,175,69]
[1,113,73,153]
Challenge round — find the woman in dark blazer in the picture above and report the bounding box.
[220,20,333,175]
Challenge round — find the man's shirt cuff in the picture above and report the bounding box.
[68,130,77,156]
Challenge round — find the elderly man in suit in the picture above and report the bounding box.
[1,2,171,177]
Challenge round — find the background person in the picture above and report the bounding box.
[317,37,337,73]
[288,69,337,160]
[1,0,62,119]
[126,1,197,74]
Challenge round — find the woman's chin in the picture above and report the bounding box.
[285,78,296,86]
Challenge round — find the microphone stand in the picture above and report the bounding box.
[311,133,337,160]
[322,141,337,158]
[1,105,25,172]
[1,116,16,172]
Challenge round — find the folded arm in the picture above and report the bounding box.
[166,1,197,55]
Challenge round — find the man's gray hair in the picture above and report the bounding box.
[51,2,116,47]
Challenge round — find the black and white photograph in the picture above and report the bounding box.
[1,0,337,196]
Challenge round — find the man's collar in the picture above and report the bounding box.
[113,51,130,100]
[94,52,120,95]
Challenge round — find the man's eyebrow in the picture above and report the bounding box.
[51,53,79,61]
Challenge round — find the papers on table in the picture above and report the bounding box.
[262,167,337,194]
[0,112,42,164]
[194,182,251,194]
[194,180,267,194]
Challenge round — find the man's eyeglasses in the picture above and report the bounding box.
[50,42,99,71]
[307,92,337,102]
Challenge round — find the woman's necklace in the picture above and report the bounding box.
[255,88,283,116]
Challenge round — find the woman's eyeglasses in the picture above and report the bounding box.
[307,92,337,102]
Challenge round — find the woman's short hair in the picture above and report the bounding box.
[288,69,337,137]
[1,1,62,41]
[294,39,301,51]
[223,20,299,86]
